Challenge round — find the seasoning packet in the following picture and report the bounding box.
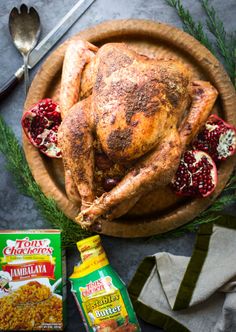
[0,229,65,331]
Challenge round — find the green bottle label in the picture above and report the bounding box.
[70,264,141,332]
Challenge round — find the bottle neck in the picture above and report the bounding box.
[71,236,110,278]
[80,243,106,262]
[77,235,108,263]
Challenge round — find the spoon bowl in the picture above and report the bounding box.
[9,4,41,94]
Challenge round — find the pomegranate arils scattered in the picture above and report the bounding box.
[193,114,236,161]
[22,98,62,158]
[172,150,217,197]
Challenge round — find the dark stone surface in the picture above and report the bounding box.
[0,0,235,331]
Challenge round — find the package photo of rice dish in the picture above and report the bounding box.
[0,230,65,331]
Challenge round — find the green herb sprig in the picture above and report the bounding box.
[201,0,236,82]
[166,0,236,84]
[166,0,215,54]
[0,117,90,247]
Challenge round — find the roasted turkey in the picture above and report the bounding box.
[58,40,218,230]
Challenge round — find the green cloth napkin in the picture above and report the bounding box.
[129,219,236,332]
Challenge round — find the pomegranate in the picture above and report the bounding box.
[193,114,236,161]
[22,98,62,158]
[172,150,217,197]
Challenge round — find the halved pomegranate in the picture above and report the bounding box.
[22,98,62,158]
[193,114,236,161]
[172,150,217,197]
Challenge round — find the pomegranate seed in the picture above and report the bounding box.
[172,150,217,198]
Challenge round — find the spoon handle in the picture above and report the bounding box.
[51,278,62,293]
[23,53,30,95]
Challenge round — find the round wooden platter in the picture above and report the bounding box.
[23,19,236,238]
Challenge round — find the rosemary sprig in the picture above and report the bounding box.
[201,0,236,82]
[0,116,90,247]
[166,0,236,84]
[166,0,215,53]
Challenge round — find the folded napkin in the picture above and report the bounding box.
[129,217,236,332]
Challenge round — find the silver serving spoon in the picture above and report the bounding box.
[9,4,41,94]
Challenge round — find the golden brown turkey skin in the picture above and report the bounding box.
[58,40,218,230]
[60,40,98,119]
[92,44,190,162]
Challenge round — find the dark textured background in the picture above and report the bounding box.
[0,0,235,331]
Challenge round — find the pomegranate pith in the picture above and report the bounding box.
[172,150,217,197]
[22,98,62,158]
[193,114,236,161]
